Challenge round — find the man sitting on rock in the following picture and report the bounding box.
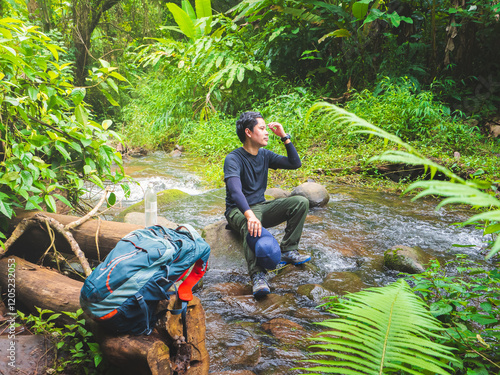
[224,111,311,297]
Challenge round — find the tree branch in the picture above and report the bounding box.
[1,213,93,277]
[65,186,110,231]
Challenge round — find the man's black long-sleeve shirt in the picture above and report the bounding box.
[223,142,301,217]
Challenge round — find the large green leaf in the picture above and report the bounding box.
[195,0,212,20]
[352,0,371,20]
[299,279,455,374]
[182,0,196,20]
[167,3,196,40]
[0,197,14,218]
[75,104,88,126]
[44,195,57,213]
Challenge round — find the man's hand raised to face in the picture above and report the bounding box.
[267,122,286,138]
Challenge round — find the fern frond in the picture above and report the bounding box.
[298,279,456,375]
[406,180,500,209]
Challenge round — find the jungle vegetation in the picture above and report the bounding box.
[1,0,499,373]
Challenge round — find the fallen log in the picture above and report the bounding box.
[0,256,82,317]
[0,256,209,375]
[3,212,93,276]
[8,211,142,261]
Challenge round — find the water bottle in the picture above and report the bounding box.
[144,183,157,227]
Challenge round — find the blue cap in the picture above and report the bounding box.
[246,227,281,270]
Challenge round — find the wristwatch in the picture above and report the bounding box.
[281,134,291,142]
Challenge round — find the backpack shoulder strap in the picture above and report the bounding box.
[175,224,201,241]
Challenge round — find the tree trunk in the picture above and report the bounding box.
[71,0,121,86]
[444,0,477,76]
[0,256,209,375]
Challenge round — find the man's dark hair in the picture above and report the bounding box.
[236,111,263,143]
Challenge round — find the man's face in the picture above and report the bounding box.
[247,118,269,147]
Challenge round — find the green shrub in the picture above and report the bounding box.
[17,308,105,374]
[0,17,126,231]
[121,70,202,149]
[408,258,500,374]
[345,77,483,151]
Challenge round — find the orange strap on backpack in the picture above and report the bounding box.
[178,259,208,301]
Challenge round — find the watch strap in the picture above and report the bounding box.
[281,134,291,142]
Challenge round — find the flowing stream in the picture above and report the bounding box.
[109,152,489,374]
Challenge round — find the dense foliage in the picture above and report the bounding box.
[0,17,127,243]
[409,258,500,374]
[302,103,499,374]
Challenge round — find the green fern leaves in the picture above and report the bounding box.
[299,279,456,375]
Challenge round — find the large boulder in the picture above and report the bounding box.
[291,182,330,208]
[202,220,246,270]
[383,245,431,274]
[264,188,290,199]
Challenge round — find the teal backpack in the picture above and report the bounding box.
[80,224,210,335]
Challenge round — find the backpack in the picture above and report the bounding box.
[80,224,210,336]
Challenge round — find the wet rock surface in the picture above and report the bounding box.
[297,283,332,303]
[322,271,368,295]
[261,318,312,345]
[384,245,432,274]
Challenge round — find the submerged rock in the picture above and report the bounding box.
[206,313,261,369]
[290,182,330,208]
[221,293,298,318]
[322,271,367,295]
[261,318,311,345]
[293,307,330,321]
[271,262,320,292]
[203,282,252,298]
[383,245,431,274]
[296,283,332,303]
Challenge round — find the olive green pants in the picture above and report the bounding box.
[226,195,309,276]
